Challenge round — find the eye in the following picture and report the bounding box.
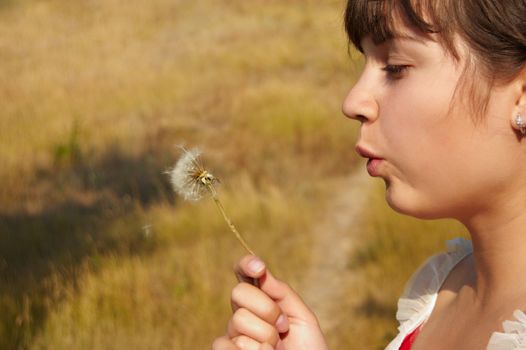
[382,64,410,79]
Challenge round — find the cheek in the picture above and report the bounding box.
[377,101,476,215]
[381,72,459,130]
[379,93,455,178]
[379,62,464,174]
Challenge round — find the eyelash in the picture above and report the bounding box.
[382,64,410,78]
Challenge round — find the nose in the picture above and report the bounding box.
[341,80,379,124]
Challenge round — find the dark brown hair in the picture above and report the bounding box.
[344,0,526,123]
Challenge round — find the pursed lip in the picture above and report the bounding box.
[356,144,385,177]
[355,144,384,160]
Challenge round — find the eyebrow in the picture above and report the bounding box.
[361,32,430,57]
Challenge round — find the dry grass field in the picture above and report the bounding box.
[0,1,468,349]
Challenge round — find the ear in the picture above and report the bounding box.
[511,70,526,136]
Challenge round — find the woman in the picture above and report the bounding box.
[213,0,526,349]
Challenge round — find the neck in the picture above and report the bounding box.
[461,198,526,304]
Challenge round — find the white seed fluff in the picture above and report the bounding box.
[169,148,207,201]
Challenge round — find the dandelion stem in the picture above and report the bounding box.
[205,183,255,255]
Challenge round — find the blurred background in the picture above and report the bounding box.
[0,0,467,349]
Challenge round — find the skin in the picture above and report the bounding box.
[213,17,526,350]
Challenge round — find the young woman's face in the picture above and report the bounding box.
[342,23,520,220]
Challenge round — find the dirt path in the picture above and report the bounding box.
[300,162,373,333]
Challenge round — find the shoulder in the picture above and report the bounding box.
[396,237,473,324]
[385,238,472,350]
[400,238,472,302]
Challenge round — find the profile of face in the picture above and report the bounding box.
[342,20,524,221]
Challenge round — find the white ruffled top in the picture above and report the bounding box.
[385,238,526,350]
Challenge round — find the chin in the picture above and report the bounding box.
[384,183,446,220]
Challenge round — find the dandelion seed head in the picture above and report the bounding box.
[166,146,254,255]
[168,147,217,201]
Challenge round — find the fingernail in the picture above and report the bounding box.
[248,258,265,273]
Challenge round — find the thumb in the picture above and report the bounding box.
[258,268,316,322]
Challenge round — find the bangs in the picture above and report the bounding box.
[344,0,457,57]
[344,0,525,125]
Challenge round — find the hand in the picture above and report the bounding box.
[212,255,328,350]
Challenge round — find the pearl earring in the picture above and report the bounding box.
[515,114,526,135]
